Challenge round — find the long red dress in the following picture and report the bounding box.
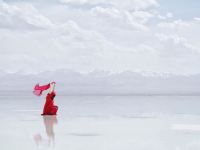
[42,92,58,115]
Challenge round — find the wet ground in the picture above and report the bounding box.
[1,94,200,150]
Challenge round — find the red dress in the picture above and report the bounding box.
[42,92,58,115]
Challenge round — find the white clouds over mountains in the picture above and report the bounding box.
[0,0,199,75]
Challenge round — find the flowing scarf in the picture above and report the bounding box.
[33,83,50,96]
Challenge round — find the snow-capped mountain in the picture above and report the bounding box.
[0,69,200,95]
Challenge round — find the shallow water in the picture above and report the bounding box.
[1,94,200,150]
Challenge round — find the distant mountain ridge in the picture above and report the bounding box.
[1,70,200,95]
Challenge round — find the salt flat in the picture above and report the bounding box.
[1,94,200,150]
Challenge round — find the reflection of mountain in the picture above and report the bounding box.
[1,69,200,95]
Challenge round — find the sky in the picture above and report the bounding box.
[0,0,200,75]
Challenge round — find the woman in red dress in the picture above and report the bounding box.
[41,82,58,115]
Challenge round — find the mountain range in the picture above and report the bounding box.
[1,69,200,95]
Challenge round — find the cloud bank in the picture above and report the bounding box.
[0,0,200,75]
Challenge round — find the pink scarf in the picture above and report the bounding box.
[33,83,50,96]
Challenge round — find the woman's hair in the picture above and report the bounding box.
[51,94,56,99]
[51,91,56,99]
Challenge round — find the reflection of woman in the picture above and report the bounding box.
[41,82,58,115]
[43,115,58,140]
[34,116,58,148]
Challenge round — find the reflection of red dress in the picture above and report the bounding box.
[42,92,58,115]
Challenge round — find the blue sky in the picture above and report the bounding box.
[158,0,200,19]
[0,0,200,75]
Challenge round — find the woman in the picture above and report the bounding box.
[41,82,58,115]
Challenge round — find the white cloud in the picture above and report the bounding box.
[194,17,200,21]
[157,19,189,29]
[166,12,173,18]
[91,7,121,19]
[132,10,154,23]
[91,7,151,31]
[155,33,199,57]
[157,19,200,51]
[0,2,53,30]
[158,12,173,20]
[60,0,158,10]
[0,0,200,75]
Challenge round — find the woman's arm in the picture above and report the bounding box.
[49,82,56,94]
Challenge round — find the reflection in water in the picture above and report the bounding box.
[43,115,58,142]
[34,115,58,148]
